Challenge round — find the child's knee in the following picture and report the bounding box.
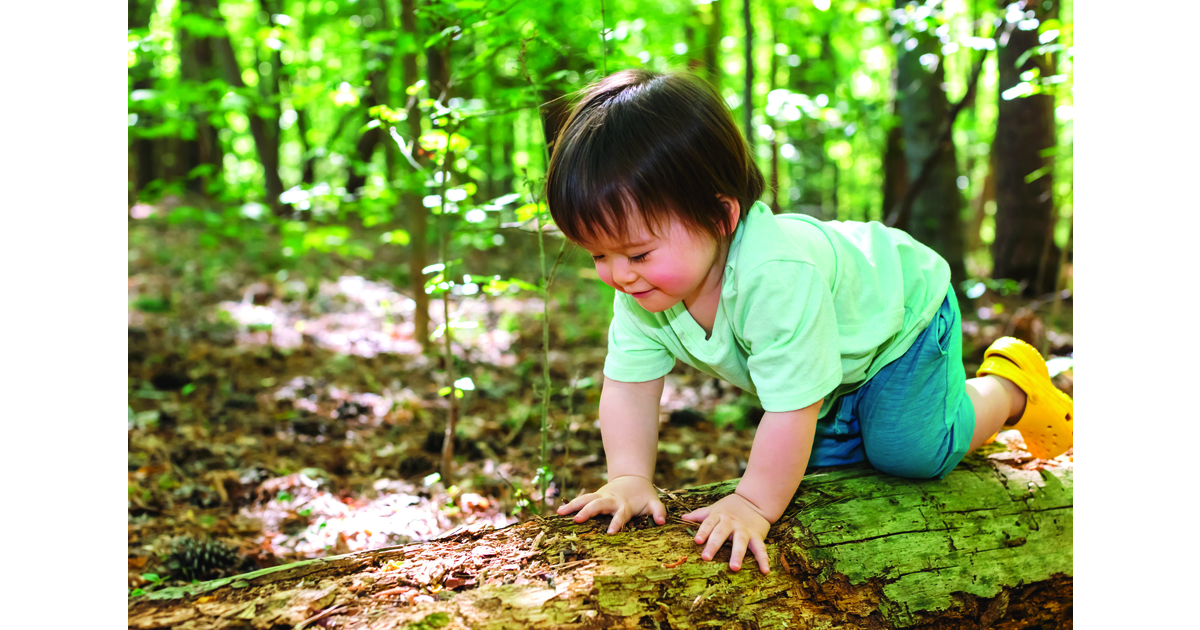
[864,441,955,479]
[868,453,945,479]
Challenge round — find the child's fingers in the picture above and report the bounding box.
[694,513,717,544]
[729,530,749,572]
[748,537,770,575]
[701,519,732,561]
[572,495,615,522]
[556,492,597,515]
[607,504,629,534]
[650,498,667,525]
[681,506,709,523]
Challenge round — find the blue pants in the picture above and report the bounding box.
[808,289,975,480]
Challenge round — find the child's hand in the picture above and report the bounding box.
[681,492,771,574]
[556,475,668,534]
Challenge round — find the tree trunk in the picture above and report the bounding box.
[992,0,1060,296]
[704,0,723,89]
[176,0,225,195]
[257,0,285,196]
[966,148,997,259]
[345,2,396,197]
[881,103,909,225]
[196,0,285,212]
[401,0,431,351]
[128,0,161,202]
[768,8,780,214]
[893,0,968,288]
[742,0,753,154]
[129,455,1072,629]
[684,5,704,73]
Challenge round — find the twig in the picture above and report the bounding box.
[294,604,346,629]
[662,556,688,569]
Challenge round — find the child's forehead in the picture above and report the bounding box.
[578,215,662,251]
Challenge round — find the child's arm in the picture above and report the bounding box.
[683,399,822,574]
[556,376,668,533]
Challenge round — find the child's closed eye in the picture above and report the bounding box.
[590,252,650,263]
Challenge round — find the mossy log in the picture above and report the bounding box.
[128,454,1071,629]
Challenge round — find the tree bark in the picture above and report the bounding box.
[197,0,285,212]
[129,455,1072,629]
[992,0,1060,296]
[893,0,968,288]
[401,0,431,351]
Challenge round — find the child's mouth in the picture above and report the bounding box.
[630,289,655,298]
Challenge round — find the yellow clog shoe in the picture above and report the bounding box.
[976,337,1073,460]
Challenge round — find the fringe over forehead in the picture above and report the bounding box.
[545,69,765,247]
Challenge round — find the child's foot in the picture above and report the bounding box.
[976,337,1073,460]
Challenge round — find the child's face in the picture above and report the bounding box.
[581,213,723,313]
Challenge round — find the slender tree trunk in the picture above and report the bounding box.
[966,148,996,259]
[176,0,225,195]
[704,0,723,89]
[403,0,430,350]
[768,8,780,214]
[537,53,572,158]
[197,0,285,212]
[345,3,395,197]
[742,0,753,154]
[684,5,703,73]
[258,0,285,196]
[993,0,1060,296]
[881,103,909,225]
[423,4,459,482]
[128,0,159,202]
[893,0,967,288]
[293,108,317,185]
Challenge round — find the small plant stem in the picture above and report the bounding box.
[600,0,608,75]
[538,214,551,512]
[438,125,459,484]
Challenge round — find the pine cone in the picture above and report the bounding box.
[166,537,242,582]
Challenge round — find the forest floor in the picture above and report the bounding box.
[126,210,1074,597]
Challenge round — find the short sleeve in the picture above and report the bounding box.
[735,261,842,412]
[602,292,676,383]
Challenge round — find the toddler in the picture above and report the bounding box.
[546,69,1072,575]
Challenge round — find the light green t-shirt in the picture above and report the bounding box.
[602,201,951,418]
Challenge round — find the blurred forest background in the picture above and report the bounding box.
[127,0,1073,594]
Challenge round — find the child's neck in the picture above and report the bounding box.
[683,241,731,338]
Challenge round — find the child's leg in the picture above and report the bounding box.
[853,293,974,480]
[964,374,1027,451]
[972,337,1073,460]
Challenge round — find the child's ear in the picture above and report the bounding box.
[716,194,741,236]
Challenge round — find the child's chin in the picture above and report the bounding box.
[635,297,675,313]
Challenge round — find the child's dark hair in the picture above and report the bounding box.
[545,69,764,246]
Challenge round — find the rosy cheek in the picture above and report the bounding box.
[596,264,617,289]
[647,268,689,293]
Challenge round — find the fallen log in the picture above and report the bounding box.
[129,452,1071,629]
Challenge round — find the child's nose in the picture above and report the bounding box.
[612,259,638,285]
